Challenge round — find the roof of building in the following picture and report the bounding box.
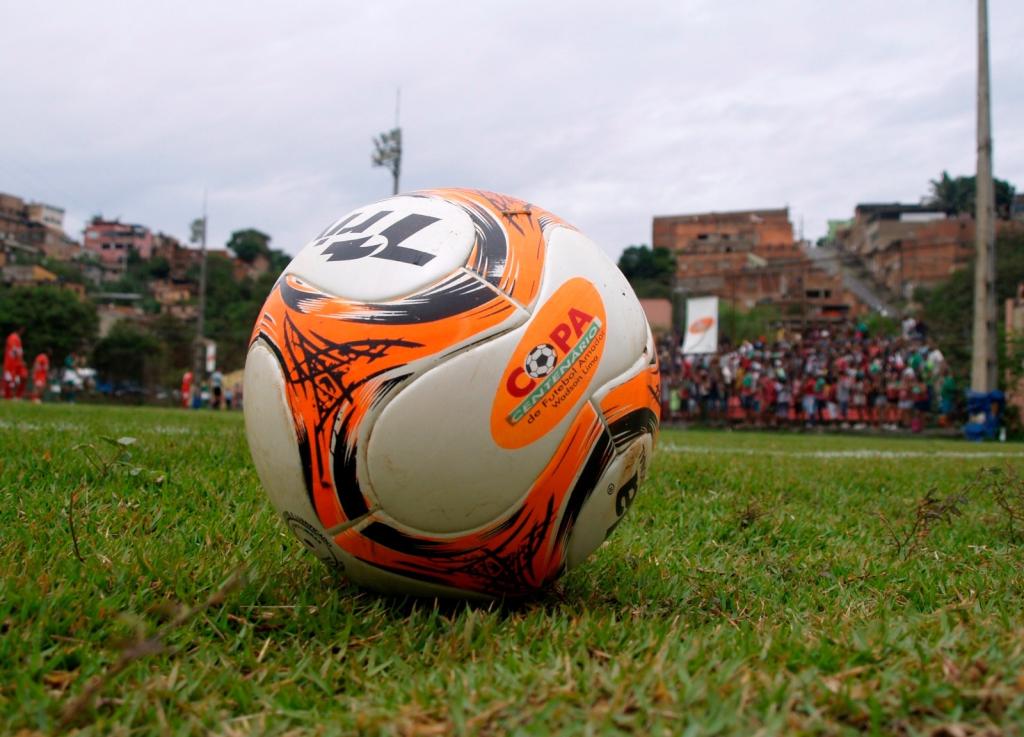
[93,292,143,301]
[854,202,951,217]
[653,207,789,223]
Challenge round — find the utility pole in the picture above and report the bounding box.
[372,88,403,195]
[971,0,997,391]
[191,194,208,399]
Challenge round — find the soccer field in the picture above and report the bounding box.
[2,403,1023,735]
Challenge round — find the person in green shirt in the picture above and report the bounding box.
[669,386,682,421]
[939,372,957,425]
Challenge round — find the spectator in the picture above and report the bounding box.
[4,327,27,400]
[31,352,49,403]
[655,321,962,432]
[211,369,224,410]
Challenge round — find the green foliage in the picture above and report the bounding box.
[146,256,171,280]
[227,228,272,264]
[916,229,1024,381]
[2,405,1024,734]
[40,258,86,285]
[718,302,780,343]
[628,278,672,299]
[0,286,98,363]
[91,322,164,386]
[617,244,676,299]
[617,244,675,281]
[194,255,279,371]
[100,256,170,304]
[927,170,1017,219]
[149,313,194,378]
[858,311,900,338]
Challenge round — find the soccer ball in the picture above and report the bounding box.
[243,189,660,598]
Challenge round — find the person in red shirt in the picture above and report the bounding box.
[4,327,27,400]
[31,352,50,402]
[759,372,777,427]
[181,370,194,408]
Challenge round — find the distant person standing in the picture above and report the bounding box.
[181,370,194,409]
[211,369,224,409]
[939,370,957,427]
[31,352,50,403]
[3,327,27,400]
[62,351,79,402]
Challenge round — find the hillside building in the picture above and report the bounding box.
[0,191,80,261]
[832,203,973,300]
[83,217,155,267]
[652,208,862,326]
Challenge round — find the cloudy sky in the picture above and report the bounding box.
[2,1,1021,261]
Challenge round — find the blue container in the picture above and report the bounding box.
[963,390,1005,441]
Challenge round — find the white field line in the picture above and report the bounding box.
[661,443,1024,460]
[0,419,196,435]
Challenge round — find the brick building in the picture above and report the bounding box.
[653,208,800,280]
[150,279,197,320]
[833,203,973,299]
[0,192,80,261]
[83,217,155,267]
[652,208,861,324]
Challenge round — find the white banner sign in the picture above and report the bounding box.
[682,296,719,354]
[205,340,217,373]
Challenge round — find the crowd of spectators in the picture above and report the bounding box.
[658,318,959,432]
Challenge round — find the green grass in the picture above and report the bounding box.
[2,402,1023,735]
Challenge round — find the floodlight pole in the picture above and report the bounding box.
[393,88,402,195]
[197,192,207,347]
[970,0,997,391]
[192,193,208,400]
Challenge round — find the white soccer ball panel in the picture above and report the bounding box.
[284,195,476,302]
[244,342,350,571]
[589,331,657,409]
[365,326,578,534]
[564,434,652,570]
[540,227,649,387]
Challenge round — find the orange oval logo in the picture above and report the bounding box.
[490,277,607,449]
[689,316,714,334]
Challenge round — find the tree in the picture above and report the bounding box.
[40,258,86,285]
[150,313,194,376]
[718,302,781,345]
[0,286,98,364]
[227,229,272,264]
[916,228,1024,382]
[92,321,164,387]
[927,171,1016,219]
[617,244,676,298]
[146,256,171,280]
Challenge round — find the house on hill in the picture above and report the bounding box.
[83,217,154,269]
[0,191,81,261]
[653,208,862,324]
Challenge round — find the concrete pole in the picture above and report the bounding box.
[192,194,208,403]
[971,0,997,391]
